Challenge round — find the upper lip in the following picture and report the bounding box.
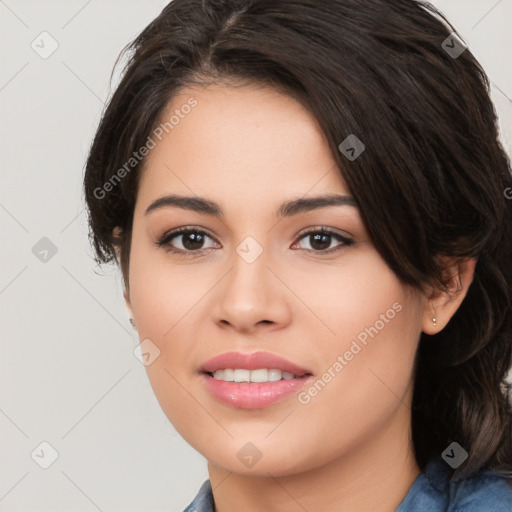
[200,351,313,375]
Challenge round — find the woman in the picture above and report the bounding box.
[83,0,512,510]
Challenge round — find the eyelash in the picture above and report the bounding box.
[155,226,354,257]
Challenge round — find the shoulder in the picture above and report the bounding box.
[396,456,512,512]
[448,469,512,512]
[183,479,214,512]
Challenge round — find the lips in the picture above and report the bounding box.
[199,351,314,409]
[200,351,312,375]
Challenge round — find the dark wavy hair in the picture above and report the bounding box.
[83,0,512,479]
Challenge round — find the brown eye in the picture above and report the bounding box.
[156,227,219,256]
[293,228,353,254]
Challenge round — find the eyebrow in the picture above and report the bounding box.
[144,193,358,218]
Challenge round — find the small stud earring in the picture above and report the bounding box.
[129,318,136,328]
[430,302,437,327]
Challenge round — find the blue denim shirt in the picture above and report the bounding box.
[183,456,512,511]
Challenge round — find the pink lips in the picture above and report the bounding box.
[199,351,314,409]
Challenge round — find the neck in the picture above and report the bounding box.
[207,402,420,512]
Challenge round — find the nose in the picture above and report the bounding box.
[211,243,292,335]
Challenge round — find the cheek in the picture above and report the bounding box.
[128,241,209,339]
[285,252,421,444]
[127,249,211,444]
[282,289,421,473]
[288,246,419,355]
[126,240,219,419]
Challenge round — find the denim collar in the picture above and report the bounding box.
[183,456,512,512]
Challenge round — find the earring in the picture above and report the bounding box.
[431,303,437,327]
[129,318,136,328]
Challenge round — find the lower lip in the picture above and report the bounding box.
[200,373,314,409]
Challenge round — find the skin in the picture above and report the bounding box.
[119,83,476,512]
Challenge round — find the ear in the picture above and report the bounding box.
[421,256,477,335]
[112,226,133,318]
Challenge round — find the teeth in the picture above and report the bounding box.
[211,368,302,382]
[233,369,250,382]
[223,369,234,381]
[268,369,282,381]
[250,369,269,382]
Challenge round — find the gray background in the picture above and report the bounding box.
[1,1,511,511]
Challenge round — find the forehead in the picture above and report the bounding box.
[135,83,349,212]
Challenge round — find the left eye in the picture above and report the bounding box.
[292,228,353,254]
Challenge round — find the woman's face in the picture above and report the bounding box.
[125,83,426,476]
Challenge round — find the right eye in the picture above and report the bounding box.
[156,227,220,256]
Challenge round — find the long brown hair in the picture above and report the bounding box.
[83,0,512,479]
